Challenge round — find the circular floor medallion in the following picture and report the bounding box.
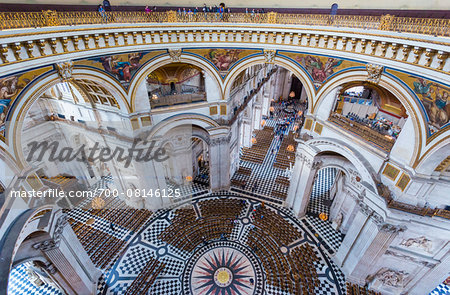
[183,241,264,295]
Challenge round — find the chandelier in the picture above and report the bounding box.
[286,144,295,152]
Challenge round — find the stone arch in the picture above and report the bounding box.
[128,54,224,112]
[6,69,130,168]
[307,137,378,192]
[223,54,316,111]
[0,206,55,295]
[143,113,222,140]
[414,140,450,175]
[312,69,427,167]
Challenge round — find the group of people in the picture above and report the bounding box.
[345,112,401,138]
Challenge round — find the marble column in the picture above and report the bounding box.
[300,86,308,103]
[209,134,231,191]
[286,147,321,217]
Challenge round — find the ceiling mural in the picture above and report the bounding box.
[147,63,202,85]
[183,48,261,78]
[278,51,364,89]
[386,69,450,136]
[0,66,53,142]
[75,50,166,89]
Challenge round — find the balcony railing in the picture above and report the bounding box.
[376,181,450,220]
[150,93,206,108]
[0,11,448,37]
[328,113,395,152]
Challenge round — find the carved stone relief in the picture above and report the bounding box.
[263,49,276,63]
[371,268,408,288]
[168,48,182,62]
[366,63,383,84]
[56,61,74,82]
[400,236,433,253]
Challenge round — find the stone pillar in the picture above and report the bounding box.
[209,134,231,191]
[286,146,321,217]
[316,86,341,121]
[300,86,308,103]
[133,159,169,210]
[262,91,270,117]
[253,105,262,130]
[32,214,101,295]
[282,72,293,99]
[106,160,125,193]
[334,202,406,285]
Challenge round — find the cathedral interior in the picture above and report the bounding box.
[0,3,449,295]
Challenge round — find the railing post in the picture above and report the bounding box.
[379,14,395,31]
[267,12,278,24]
[166,10,177,23]
[42,10,59,27]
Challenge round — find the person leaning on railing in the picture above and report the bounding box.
[97,4,108,23]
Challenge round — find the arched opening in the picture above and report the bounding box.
[19,79,128,207]
[229,64,308,199]
[192,137,210,188]
[329,82,409,152]
[158,126,211,196]
[305,166,346,253]
[146,63,206,108]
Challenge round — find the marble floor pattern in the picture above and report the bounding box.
[100,193,347,295]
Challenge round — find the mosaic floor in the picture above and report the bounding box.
[100,193,346,295]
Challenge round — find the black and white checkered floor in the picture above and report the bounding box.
[99,193,347,295]
[430,283,450,295]
[304,168,345,254]
[231,117,296,199]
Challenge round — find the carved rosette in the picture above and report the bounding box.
[56,61,74,82]
[168,48,182,62]
[263,49,276,63]
[366,64,383,84]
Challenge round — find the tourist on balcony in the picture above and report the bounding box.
[203,4,208,20]
[194,7,199,19]
[145,6,151,14]
[98,5,108,23]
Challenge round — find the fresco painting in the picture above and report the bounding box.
[278,52,362,87]
[0,66,53,141]
[387,69,449,134]
[75,50,166,88]
[183,48,261,76]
